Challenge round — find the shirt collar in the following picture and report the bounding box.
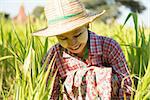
[88,30,102,55]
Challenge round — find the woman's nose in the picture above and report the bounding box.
[68,37,77,45]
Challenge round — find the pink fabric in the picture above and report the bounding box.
[63,67,112,100]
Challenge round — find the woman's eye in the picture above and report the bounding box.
[58,36,67,40]
[60,38,67,40]
[74,33,82,38]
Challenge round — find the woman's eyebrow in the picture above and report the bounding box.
[57,35,66,38]
[74,29,84,35]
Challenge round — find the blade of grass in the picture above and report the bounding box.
[39,53,56,97]
[0,56,13,62]
[12,23,26,53]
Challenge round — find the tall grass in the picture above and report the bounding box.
[0,17,58,99]
[122,13,150,100]
[122,13,150,77]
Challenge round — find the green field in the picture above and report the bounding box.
[0,13,150,100]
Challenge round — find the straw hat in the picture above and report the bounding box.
[32,0,105,37]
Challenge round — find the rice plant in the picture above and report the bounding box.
[0,16,58,99]
[122,13,150,77]
[120,12,150,100]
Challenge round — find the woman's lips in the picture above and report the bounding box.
[69,44,81,50]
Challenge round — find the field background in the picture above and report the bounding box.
[0,10,150,100]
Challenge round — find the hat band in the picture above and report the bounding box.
[48,11,83,24]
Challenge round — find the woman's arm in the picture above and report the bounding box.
[104,38,132,99]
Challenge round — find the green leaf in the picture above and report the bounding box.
[0,56,13,62]
[23,44,32,77]
[44,37,48,54]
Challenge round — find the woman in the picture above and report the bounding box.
[33,0,131,99]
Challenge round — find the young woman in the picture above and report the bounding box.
[33,0,131,99]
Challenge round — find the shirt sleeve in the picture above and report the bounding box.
[105,38,132,99]
[42,46,60,100]
[50,73,60,100]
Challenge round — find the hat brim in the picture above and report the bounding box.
[32,10,105,37]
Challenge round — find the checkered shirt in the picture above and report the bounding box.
[43,31,132,100]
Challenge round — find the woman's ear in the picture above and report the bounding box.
[85,24,89,29]
[87,24,90,29]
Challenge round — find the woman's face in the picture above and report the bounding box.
[56,26,88,56]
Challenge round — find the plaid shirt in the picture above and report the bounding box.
[44,31,132,100]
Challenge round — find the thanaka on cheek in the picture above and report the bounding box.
[56,26,88,55]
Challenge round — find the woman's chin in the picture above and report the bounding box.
[69,45,86,56]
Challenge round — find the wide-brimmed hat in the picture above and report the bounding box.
[32,0,105,37]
